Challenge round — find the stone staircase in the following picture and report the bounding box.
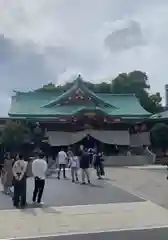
[155,157,168,165]
[131,146,144,155]
[143,146,156,164]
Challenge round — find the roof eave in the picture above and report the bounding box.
[41,76,117,109]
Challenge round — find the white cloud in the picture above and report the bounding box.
[0,0,168,115]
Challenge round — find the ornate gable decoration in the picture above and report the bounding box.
[42,75,116,109]
[59,88,94,105]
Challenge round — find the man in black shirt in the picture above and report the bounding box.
[80,149,91,184]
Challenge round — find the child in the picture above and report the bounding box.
[68,155,79,183]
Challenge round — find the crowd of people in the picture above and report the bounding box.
[56,146,105,183]
[0,145,105,209]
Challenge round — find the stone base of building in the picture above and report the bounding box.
[104,155,153,166]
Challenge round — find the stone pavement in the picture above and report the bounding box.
[105,166,168,209]
[0,174,143,210]
[0,167,168,239]
[23,228,168,240]
[1,200,168,239]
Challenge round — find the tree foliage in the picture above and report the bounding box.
[111,71,149,94]
[1,121,30,152]
[42,83,56,90]
[40,70,163,114]
[111,71,162,113]
[150,123,168,151]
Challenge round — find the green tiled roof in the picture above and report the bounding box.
[9,77,150,119]
[42,76,115,108]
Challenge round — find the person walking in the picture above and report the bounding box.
[57,148,68,179]
[93,151,104,179]
[80,149,91,184]
[0,152,5,178]
[32,153,47,204]
[68,154,79,183]
[12,154,28,208]
[2,153,14,195]
[88,148,94,166]
[67,147,73,160]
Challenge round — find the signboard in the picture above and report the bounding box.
[105,117,121,122]
[113,118,121,122]
[84,112,96,116]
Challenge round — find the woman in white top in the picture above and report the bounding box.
[57,148,68,179]
[12,155,28,208]
[68,154,79,183]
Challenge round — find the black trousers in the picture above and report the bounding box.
[96,166,101,177]
[96,163,105,178]
[0,164,3,177]
[58,164,66,179]
[13,178,26,207]
[32,177,45,203]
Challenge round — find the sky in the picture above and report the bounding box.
[0,0,168,116]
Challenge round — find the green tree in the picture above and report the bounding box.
[111,71,149,94]
[150,123,168,152]
[1,121,30,153]
[32,123,45,149]
[111,71,163,113]
[149,92,162,108]
[93,82,112,93]
[42,83,56,89]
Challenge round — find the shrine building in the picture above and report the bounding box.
[8,75,151,153]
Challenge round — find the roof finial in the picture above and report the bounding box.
[76,74,82,83]
[75,74,83,87]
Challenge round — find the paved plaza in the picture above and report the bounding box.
[0,171,143,210]
[0,167,168,239]
[24,228,168,240]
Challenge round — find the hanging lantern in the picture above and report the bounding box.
[73,117,77,122]
[59,118,66,122]
[141,124,147,132]
[34,125,42,135]
[134,125,139,132]
[114,118,120,122]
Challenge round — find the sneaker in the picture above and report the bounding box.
[72,179,75,183]
[20,203,27,209]
[13,203,19,208]
[88,180,91,184]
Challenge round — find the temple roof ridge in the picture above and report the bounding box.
[41,75,117,108]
